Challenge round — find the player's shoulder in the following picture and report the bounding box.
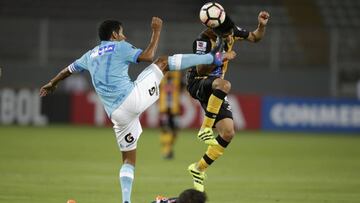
[111,40,126,49]
[83,46,98,59]
[114,40,139,51]
[193,29,214,54]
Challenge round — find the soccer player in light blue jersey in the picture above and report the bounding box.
[39,17,236,203]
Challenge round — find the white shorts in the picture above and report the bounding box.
[111,64,163,151]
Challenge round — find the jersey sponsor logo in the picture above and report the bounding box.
[196,41,207,52]
[90,44,115,58]
[98,44,115,55]
[124,133,135,143]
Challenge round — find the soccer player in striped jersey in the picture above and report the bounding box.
[39,17,236,203]
[186,11,270,192]
[158,71,184,159]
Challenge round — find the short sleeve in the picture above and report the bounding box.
[68,52,89,73]
[234,26,249,40]
[192,38,212,54]
[120,41,143,63]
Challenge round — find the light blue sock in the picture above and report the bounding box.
[119,163,135,203]
[168,53,214,71]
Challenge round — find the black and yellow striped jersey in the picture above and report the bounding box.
[158,71,182,115]
[191,26,249,78]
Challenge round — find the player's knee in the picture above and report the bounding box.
[220,80,231,93]
[213,79,231,93]
[154,56,169,73]
[221,128,235,141]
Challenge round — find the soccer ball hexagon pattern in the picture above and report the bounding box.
[199,2,226,28]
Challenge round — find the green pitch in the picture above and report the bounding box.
[1,126,360,203]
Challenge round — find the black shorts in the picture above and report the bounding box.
[186,73,233,126]
[159,110,178,130]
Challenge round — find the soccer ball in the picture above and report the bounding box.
[199,2,226,28]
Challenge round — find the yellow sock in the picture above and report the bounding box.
[168,132,176,151]
[201,90,227,129]
[160,132,172,155]
[197,135,230,171]
[197,144,224,171]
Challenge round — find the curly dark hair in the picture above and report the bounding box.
[177,189,207,203]
[98,20,122,41]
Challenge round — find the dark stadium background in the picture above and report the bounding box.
[1,0,359,97]
[1,0,359,131]
[0,1,360,203]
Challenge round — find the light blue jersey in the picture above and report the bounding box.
[68,40,142,117]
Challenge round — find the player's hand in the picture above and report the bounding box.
[258,11,270,27]
[223,51,236,61]
[39,82,57,97]
[151,17,163,32]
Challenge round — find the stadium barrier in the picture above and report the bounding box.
[69,92,261,130]
[262,96,360,132]
[1,89,359,132]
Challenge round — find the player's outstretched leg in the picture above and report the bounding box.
[167,52,219,71]
[198,79,231,145]
[167,38,226,71]
[154,40,235,74]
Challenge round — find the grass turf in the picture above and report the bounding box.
[0,125,360,203]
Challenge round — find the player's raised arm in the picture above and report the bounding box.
[39,67,72,97]
[247,11,270,43]
[137,17,163,62]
